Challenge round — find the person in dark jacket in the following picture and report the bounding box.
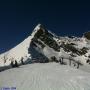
[10,61,14,68]
[15,60,18,67]
[69,57,72,66]
[59,57,64,64]
[77,62,80,69]
[59,57,62,64]
[21,59,24,65]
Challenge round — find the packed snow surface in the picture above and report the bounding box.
[0,62,90,90]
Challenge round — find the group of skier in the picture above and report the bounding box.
[10,58,24,68]
[10,56,81,69]
[59,57,81,69]
[59,57,64,64]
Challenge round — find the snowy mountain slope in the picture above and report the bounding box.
[0,62,90,90]
[0,24,90,68]
[1,24,90,90]
[0,24,43,66]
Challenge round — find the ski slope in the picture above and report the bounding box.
[0,62,90,90]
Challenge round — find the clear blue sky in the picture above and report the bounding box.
[0,0,90,53]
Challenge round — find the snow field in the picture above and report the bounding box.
[0,62,90,90]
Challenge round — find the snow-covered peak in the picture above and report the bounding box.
[34,23,42,30]
[31,23,43,36]
[1,24,90,68]
[0,24,49,67]
[0,24,44,66]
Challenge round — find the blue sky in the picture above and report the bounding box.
[0,0,90,53]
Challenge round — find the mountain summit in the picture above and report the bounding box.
[0,24,90,67]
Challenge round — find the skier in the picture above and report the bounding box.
[15,60,18,67]
[69,58,72,66]
[21,59,24,65]
[59,57,62,64]
[61,57,64,64]
[21,58,24,65]
[77,62,80,69]
[69,58,71,66]
[10,61,14,68]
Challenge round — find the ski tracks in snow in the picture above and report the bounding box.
[0,63,90,90]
